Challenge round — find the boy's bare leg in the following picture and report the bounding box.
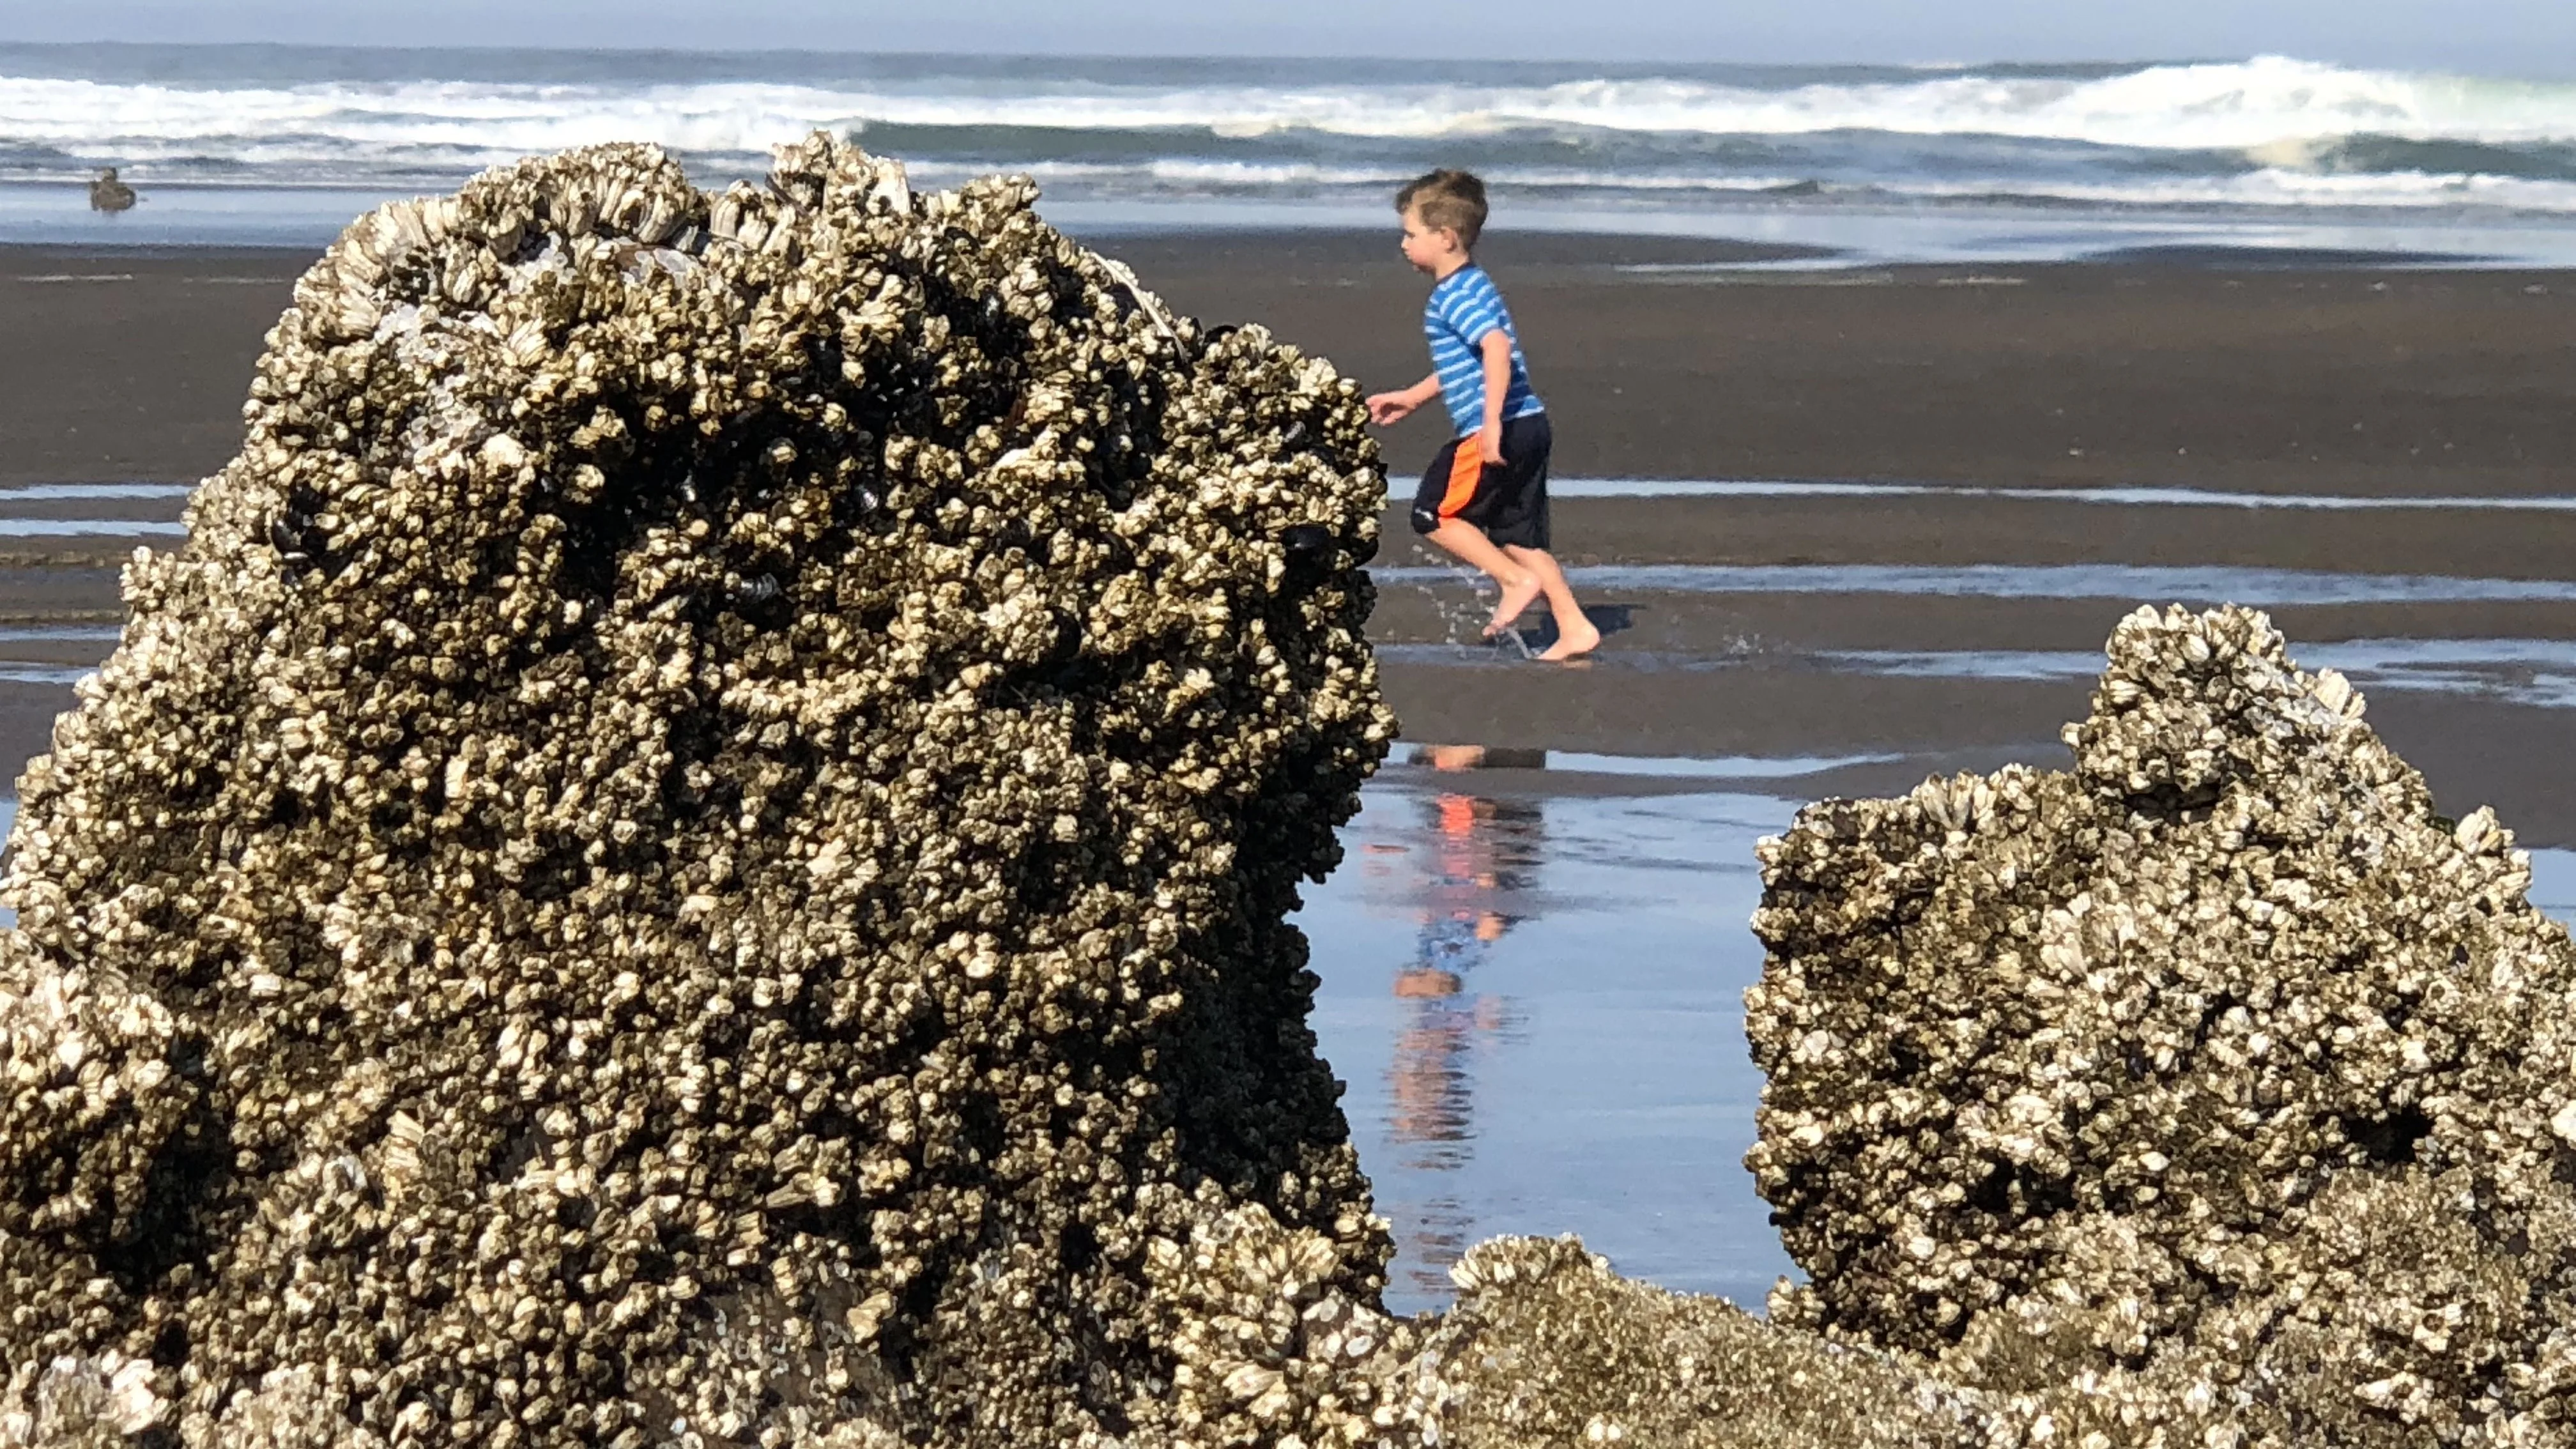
[1425,520,1541,634]
[1502,544,1602,661]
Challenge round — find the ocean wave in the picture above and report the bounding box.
[7,56,2576,161]
[2273,134,2576,183]
[10,53,2576,224]
[986,159,2576,213]
[1882,168,2576,213]
[8,151,2575,218]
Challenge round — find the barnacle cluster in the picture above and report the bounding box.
[1749,603,2576,1444]
[0,135,1404,1446]
[1405,1238,1983,1448]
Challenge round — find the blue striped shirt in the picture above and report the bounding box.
[1423,264,1544,438]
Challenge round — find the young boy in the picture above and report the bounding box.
[1366,169,1599,661]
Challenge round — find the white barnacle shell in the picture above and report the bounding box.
[2455,806,2502,855]
[2312,667,2358,718]
[502,319,549,369]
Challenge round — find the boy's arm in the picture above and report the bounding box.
[1367,372,1443,426]
[1475,332,1513,461]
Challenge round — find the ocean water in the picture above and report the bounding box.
[1820,639,2576,711]
[7,45,2576,262]
[1301,774,1800,1313]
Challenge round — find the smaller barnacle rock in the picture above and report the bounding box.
[1382,1237,1984,1448]
[1747,603,2576,1445]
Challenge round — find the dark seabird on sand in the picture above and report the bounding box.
[89,168,137,213]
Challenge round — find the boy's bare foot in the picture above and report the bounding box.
[1537,618,1602,661]
[1482,574,1542,639]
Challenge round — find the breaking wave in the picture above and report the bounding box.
[5,48,2576,216]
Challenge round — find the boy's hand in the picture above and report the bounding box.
[1365,392,1414,427]
[1476,419,1506,466]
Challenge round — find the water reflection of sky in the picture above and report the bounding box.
[1304,767,2576,1318]
[1818,640,2576,711]
[0,798,14,928]
[1301,756,1803,1315]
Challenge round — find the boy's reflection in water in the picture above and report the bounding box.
[1381,745,1542,1298]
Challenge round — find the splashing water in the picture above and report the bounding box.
[1402,563,1535,660]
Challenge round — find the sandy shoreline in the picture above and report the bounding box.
[3,233,2573,844]
[13,235,2576,495]
[1121,231,2576,498]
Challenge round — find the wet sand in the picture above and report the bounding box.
[14,234,2576,495]
[1116,230,2576,498]
[0,248,302,489]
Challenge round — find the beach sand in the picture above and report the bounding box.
[4,233,2573,844]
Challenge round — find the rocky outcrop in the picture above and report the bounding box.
[0,136,1398,1447]
[1751,603,2576,1445]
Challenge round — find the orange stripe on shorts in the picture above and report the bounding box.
[1436,436,1482,519]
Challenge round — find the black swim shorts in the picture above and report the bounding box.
[1410,411,1552,550]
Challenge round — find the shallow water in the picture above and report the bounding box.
[0,518,183,537]
[0,479,2558,1318]
[1300,774,1800,1315]
[1821,638,2576,710]
[1392,741,1903,781]
[0,483,194,501]
[1548,478,2576,510]
[2534,850,2576,919]
[1301,771,2576,1319]
[34,479,2576,514]
[15,183,2576,271]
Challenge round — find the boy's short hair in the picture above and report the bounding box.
[1397,170,1488,249]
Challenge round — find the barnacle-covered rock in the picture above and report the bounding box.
[1749,603,2576,1443]
[0,1354,165,1448]
[1139,1202,1429,1443]
[1399,1236,1985,1448]
[0,947,200,1250]
[0,135,1394,1446]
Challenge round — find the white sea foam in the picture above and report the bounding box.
[6,56,2575,163]
[992,159,2576,212]
[1889,168,2576,213]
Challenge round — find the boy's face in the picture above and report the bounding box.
[1399,206,1462,273]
